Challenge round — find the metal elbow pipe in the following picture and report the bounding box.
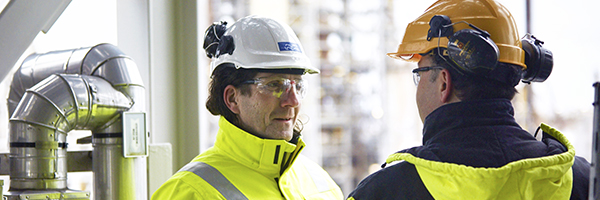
[7,43,146,199]
[10,74,132,189]
[8,43,145,115]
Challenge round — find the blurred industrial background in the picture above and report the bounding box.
[0,0,598,198]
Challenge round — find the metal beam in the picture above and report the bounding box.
[0,0,72,82]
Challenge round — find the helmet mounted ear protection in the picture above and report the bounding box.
[428,15,499,75]
[203,21,235,59]
[521,34,553,83]
[427,14,553,83]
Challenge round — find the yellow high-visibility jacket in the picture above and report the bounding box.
[152,117,344,199]
[348,100,590,200]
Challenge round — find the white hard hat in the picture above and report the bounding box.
[204,15,319,75]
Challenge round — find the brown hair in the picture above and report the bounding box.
[206,64,257,125]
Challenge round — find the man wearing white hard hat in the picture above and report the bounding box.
[152,15,343,199]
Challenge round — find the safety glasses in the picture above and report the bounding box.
[243,77,306,99]
[412,66,444,86]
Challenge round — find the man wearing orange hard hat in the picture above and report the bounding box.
[347,0,590,199]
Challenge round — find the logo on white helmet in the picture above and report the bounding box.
[278,42,302,53]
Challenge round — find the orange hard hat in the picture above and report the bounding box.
[388,0,526,69]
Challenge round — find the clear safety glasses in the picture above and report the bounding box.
[411,66,444,86]
[243,77,306,99]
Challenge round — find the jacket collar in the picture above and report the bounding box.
[422,99,519,144]
[214,117,305,177]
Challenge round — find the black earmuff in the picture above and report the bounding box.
[521,34,553,83]
[447,29,499,74]
[203,21,235,58]
[427,15,554,84]
[428,15,499,75]
[216,35,235,57]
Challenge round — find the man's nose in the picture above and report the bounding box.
[280,86,300,107]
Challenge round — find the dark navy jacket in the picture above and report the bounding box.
[348,99,590,200]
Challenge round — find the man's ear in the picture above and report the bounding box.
[439,69,453,103]
[224,85,240,114]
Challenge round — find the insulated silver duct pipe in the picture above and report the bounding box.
[7,43,146,199]
[10,74,132,189]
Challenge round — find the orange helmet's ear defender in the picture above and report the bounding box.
[521,34,553,83]
[427,15,553,84]
[427,15,499,75]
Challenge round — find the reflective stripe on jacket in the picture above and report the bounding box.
[152,117,344,199]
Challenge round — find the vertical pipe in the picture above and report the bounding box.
[590,82,600,199]
[92,85,145,199]
[93,137,136,200]
[523,0,537,133]
[525,0,531,33]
